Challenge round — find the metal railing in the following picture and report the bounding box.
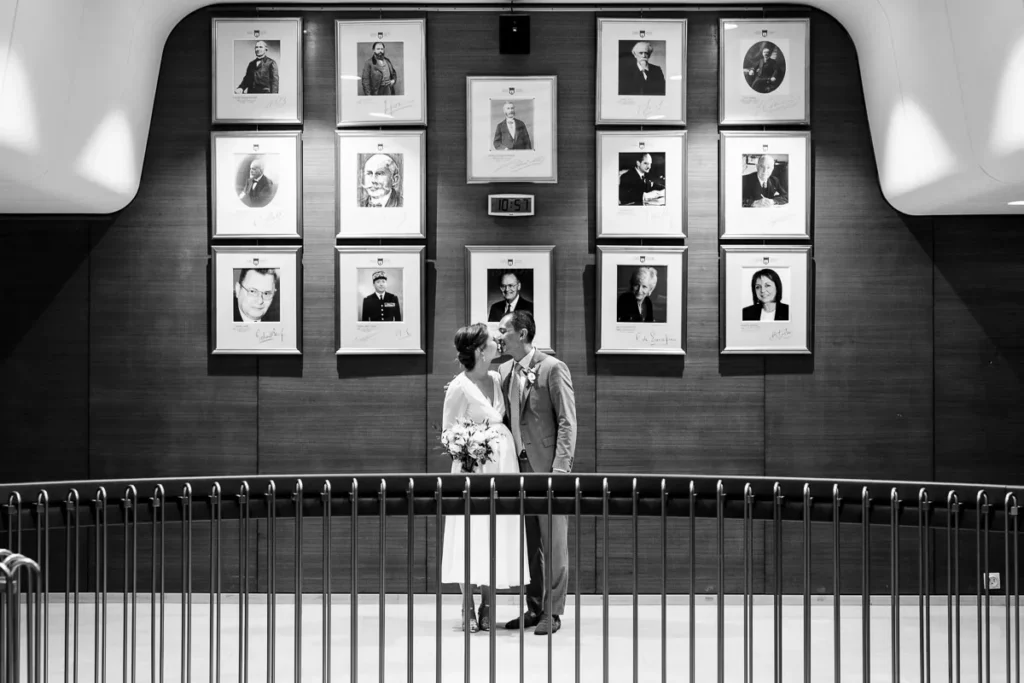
[0,474,1020,683]
[0,548,43,683]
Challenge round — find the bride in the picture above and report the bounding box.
[440,323,530,632]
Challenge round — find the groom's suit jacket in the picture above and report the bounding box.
[500,350,577,473]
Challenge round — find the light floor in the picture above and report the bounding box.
[10,595,1022,683]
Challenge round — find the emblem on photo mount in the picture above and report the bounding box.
[762,29,768,37]
[638,142,645,150]
[763,257,770,265]
[254,30,261,38]
[640,256,646,264]
[377,258,384,266]
[378,144,384,152]
[252,258,260,266]
[252,144,260,153]
[507,259,514,267]
[509,88,515,95]
[639,30,646,38]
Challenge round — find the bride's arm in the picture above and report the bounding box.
[441,380,469,430]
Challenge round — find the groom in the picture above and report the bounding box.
[497,310,577,636]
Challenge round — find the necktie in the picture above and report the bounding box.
[508,364,523,455]
[505,302,512,314]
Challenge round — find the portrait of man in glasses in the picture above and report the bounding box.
[233,267,280,323]
[487,269,533,322]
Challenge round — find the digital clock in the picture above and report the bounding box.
[488,194,535,217]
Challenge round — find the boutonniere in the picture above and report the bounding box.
[524,369,537,386]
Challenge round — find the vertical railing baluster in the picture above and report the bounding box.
[95,487,108,683]
[744,484,753,683]
[124,486,137,683]
[182,485,192,683]
[519,476,526,683]
[546,476,554,683]
[34,491,49,683]
[861,487,870,683]
[210,483,221,683]
[407,479,414,683]
[295,479,304,683]
[689,481,696,683]
[1005,493,1015,683]
[633,478,639,683]
[919,488,931,683]
[603,478,610,683]
[803,484,811,683]
[65,489,79,683]
[773,482,783,683]
[214,484,222,683]
[717,481,725,683]
[239,482,250,683]
[982,490,991,683]
[351,478,359,683]
[891,488,900,683]
[462,476,471,683]
[660,479,667,683]
[323,481,332,683]
[832,485,841,683]
[489,478,497,683]
[266,481,277,683]
[435,477,442,683]
[154,485,165,683]
[578,477,584,683]
[378,478,385,683]
[977,490,988,683]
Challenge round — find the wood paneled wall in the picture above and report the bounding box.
[1,7,1022,595]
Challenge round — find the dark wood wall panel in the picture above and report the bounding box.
[934,217,1024,483]
[89,17,258,479]
[0,220,90,483]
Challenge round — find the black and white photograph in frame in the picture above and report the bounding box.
[211,245,302,355]
[596,18,687,125]
[211,131,301,239]
[336,19,427,126]
[335,246,424,355]
[597,130,687,238]
[598,246,687,355]
[212,18,302,124]
[598,245,684,356]
[467,76,557,183]
[720,244,812,355]
[335,130,425,238]
[719,18,809,125]
[465,245,555,353]
[719,131,810,240]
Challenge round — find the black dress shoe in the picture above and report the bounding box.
[477,605,491,631]
[534,614,561,635]
[504,611,540,629]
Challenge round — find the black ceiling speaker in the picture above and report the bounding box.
[499,14,530,54]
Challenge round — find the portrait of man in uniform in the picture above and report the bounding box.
[360,269,402,322]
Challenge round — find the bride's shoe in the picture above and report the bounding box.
[460,606,480,633]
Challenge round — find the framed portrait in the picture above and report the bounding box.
[211,245,302,355]
[720,245,812,355]
[597,246,687,355]
[719,18,809,125]
[212,18,302,125]
[719,131,810,240]
[336,19,427,126]
[596,18,687,125]
[465,245,555,353]
[466,76,557,183]
[211,131,301,239]
[597,130,687,238]
[335,130,425,238]
[335,246,424,355]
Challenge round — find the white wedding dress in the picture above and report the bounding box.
[440,371,531,588]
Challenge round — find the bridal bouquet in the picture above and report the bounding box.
[441,418,502,473]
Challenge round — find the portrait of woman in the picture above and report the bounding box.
[616,265,665,323]
[741,268,789,321]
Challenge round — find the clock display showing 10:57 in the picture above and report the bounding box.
[488,194,535,217]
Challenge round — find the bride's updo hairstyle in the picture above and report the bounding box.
[454,323,490,370]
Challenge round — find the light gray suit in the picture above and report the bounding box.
[500,349,577,616]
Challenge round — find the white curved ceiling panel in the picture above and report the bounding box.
[0,0,1021,214]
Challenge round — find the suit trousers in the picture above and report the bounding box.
[517,454,568,616]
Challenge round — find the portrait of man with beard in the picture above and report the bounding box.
[358,153,403,208]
